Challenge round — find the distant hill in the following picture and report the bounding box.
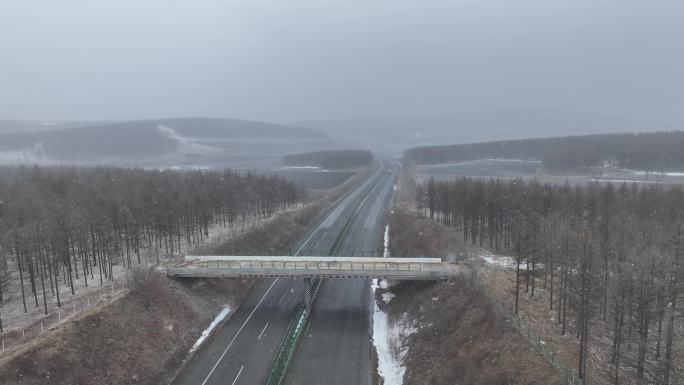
[0,117,335,166]
[282,150,373,170]
[297,111,676,154]
[403,131,684,172]
[164,117,325,140]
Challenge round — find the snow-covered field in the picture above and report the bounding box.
[627,169,684,177]
[591,178,660,184]
[420,158,542,168]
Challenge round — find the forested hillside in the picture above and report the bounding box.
[0,166,302,319]
[282,150,373,170]
[404,131,684,172]
[0,118,335,166]
[416,177,683,384]
[0,124,180,161]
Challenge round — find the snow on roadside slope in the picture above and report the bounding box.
[189,305,232,353]
[383,225,390,258]
[371,279,416,385]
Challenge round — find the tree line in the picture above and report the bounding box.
[417,177,682,385]
[404,131,684,173]
[282,150,374,170]
[0,166,303,323]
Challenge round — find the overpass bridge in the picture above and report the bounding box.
[168,255,452,281]
[169,255,457,383]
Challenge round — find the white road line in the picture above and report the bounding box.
[295,221,325,255]
[257,323,269,340]
[200,279,279,385]
[230,365,244,385]
[277,293,287,305]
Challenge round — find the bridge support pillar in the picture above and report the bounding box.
[304,278,312,311]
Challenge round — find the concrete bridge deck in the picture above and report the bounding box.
[168,255,452,280]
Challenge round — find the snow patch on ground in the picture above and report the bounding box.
[479,253,517,269]
[421,158,541,168]
[382,292,395,303]
[280,166,334,173]
[156,125,223,158]
[591,178,659,184]
[281,165,322,170]
[371,279,416,385]
[383,225,390,258]
[157,125,192,148]
[189,305,232,353]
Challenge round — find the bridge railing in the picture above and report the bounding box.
[168,256,452,280]
[193,259,440,272]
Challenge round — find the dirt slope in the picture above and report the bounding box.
[0,273,252,385]
[390,279,562,385]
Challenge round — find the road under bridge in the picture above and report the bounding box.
[172,159,414,385]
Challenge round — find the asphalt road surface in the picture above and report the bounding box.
[173,159,398,385]
[284,160,397,385]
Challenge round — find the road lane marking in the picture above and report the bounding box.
[278,293,287,305]
[230,365,244,385]
[258,323,269,340]
[200,279,279,385]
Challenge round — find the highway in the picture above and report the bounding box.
[284,160,397,385]
[173,159,398,385]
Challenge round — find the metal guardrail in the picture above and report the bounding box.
[265,278,322,385]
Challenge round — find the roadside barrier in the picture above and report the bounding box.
[0,279,128,354]
[469,272,584,385]
[265,278,322,385]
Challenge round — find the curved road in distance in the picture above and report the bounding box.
[173,159,398,385]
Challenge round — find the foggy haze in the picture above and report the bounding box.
[1,0,683,124]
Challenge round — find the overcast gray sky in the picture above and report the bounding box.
[1,0,682,123]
